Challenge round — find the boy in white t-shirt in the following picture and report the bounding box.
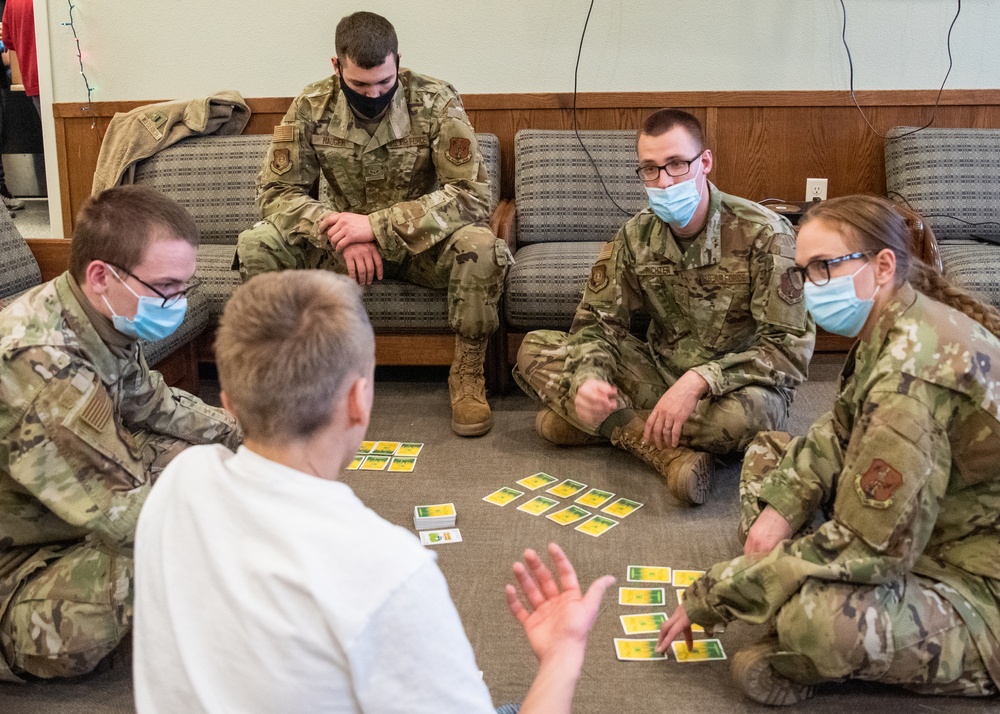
[133,270,614,714]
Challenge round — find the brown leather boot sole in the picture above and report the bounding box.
[534,408,605,446]
[665,450,715,506]
[731,641,815,706]
[452,411,493,437]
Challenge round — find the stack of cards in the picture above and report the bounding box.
[413,503,456,530]
[348,441,424,472]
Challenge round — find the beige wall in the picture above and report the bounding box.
[43,0,999,102]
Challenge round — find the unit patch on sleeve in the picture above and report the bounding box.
[446,137,472,165]
[857,458,903,507]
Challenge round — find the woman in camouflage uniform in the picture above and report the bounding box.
[657,195,1000,705]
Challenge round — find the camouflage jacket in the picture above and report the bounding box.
[0,273,239,565]
[684,283,1000,684]
[565,185,815,399]
[256,69,492,259]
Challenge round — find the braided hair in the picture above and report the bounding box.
[800,195,1000,339]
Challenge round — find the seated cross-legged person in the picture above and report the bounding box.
[0,186,240,680]
[133,270,615,713]
[515,109,815,505]
[658,196,1000,704]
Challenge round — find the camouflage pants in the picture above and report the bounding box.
[0,433,189,680]
[236,220,510,340]
[740,432,997,696]
[514,329,789,454]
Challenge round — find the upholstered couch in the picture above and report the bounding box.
[129,132,505,373]
[885,126,1000,309]
[0,207,207,391]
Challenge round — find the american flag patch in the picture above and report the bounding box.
[80,389,113,432]
[272,125,295,143]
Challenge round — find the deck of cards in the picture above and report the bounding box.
[413,503,456,530]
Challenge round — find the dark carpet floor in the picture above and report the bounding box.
[0,355,995,712]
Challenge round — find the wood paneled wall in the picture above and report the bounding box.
[53,90,1000,237]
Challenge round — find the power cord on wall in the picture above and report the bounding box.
[887,190,1000,245]
[840,0,962,139]
[573,0,633,217]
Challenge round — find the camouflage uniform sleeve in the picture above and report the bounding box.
[7,355,151,547]
[368,87,492,256]
[689,226,815,396]
[118,350,241,451]
[683,387,951,628]
[565,231,645,396]
[755,410,846,533]
[256,96,330,249]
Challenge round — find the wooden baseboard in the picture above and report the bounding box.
[375,334,454,365]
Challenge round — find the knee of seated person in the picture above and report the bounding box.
[516,330,563,376]
[7,599,123,679]
[236,221,287,278]
[450,227,507,273]
[774,588,858,681]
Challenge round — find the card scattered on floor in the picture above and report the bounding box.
[601,497,643,518]
[349,441,425,472]
[614,638,667,661]
[546,505,590,526]
[516,472,559,490]
[575,514,619,537]
[546,479,588,498]
[619,612,667,635]
[575,488,615,508]
[419,528,462,546]
[619,587,666,606]
[413,503,456,530]
[672,569,705,587]
[517,495,559,516]
[627,566,672,583]
[483,487,524,506]
[671,638,726,662]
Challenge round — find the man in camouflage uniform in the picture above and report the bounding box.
[236,11,508,437]
[658,197,1000,703]
[0,186,240,680]
[514,109,814,505]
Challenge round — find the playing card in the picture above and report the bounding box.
[415,503,456,518]
[546,505,590,526]
[546,479,588,498]
[516,472,559,490]
[387,457,416,473]
[482,487,524,506]
[574,515,618,537]
[395,443,424,457]
[672,569,706,587]
[614,638,667,661]
[671,638,726,662]
[619,587,666,606]
[517,495,559,515]
[359,455,389,471]
[419,528,463,546]
[619,612,668,635]
[574,488,615,508]
[601,497,643,518]
[345,455,363,471]
[357,441,376,454]
[627,566,672,583]
[371,441,400,456]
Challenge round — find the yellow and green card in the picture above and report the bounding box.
[619,587,666,606]
[517,495,559,515]
[483,487,524,506]
[614,638,667,661]
[619,612,668,635]
[671,638,726,662]
[546,479,588,498]
[601,497,643,518]
[546,505,590,526]
[627,565,672,583]
[672,569,705,588]
[574,488,615,508]
[516,472,559,490]
[574,514,618,537]
[359,455,389,471]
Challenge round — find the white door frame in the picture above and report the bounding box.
[33,0,64,237]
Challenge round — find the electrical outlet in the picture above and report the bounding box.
[806,178,828,202]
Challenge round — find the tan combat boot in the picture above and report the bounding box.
[449,336,492,437]
[731,638,816,706]
[609,415,714,505]
[535,407,605,446]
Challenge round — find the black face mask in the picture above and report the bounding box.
[339,75,398,120]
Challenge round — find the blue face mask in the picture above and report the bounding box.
[644,165,703,228]
[103,268,188,342]
[803,263,878,338]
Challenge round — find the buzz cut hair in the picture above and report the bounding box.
[69,185,200,283]
[335,11,398,69]
[638,109,706,151]
[215,271,375,443]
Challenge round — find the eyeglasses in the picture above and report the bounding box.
[785,251,873,289]
[108,263,200,308]
[635,153,703,182]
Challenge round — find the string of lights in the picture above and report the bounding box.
[61,0,95,124]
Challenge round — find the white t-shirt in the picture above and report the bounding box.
[133,444,495,714]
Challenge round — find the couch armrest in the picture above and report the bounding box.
[494,199,518,253]
[26,238,72,282]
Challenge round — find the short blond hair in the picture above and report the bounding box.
[215,271,374,441]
